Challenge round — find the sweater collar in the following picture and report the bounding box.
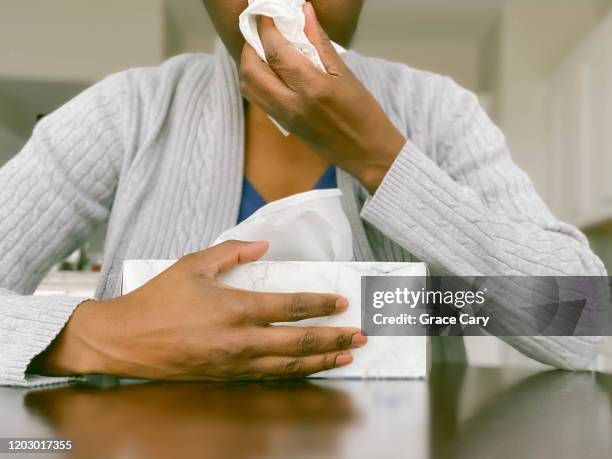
[199,42,245,239]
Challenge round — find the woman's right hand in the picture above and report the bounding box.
[31,240,366,381]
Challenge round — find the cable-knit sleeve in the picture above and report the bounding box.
[0,73,128,386]
[361,75,608,370]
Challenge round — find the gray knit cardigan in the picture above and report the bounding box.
[0,43,606,386]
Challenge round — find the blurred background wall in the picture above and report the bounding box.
[1,0,611,368]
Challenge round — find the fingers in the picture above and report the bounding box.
[248,351,354,378]
[239,43,296,115]
[303,2,345,76]
[189,240,269,277]
[250,326,368,356]
[256,16,319,90]
[246,291,349,324]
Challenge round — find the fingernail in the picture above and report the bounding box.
[351,333,368,348]
[336,352,353,367]
[335,297,349,313]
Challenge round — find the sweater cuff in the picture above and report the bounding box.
[360,141,482,274]
[0,294,88,387]
[362,140,443,221]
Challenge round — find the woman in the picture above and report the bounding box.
[0,1,606,386]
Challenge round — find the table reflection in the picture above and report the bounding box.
[25,381,358,459]
[21,366,612,459]
[430,367,612,459]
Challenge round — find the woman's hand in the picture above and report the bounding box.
[30,240,366,381]
[238,2,407,194]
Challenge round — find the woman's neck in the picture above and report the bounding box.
[244,103,331,202]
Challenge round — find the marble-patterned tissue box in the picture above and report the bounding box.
[122,261,429,379]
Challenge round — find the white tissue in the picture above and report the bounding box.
[214,189,353,262]
[239,0,346,74]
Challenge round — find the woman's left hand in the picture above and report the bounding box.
[239,2,407,194]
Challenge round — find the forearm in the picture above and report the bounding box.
[0,74,128,386]
[361,142,606,277]
[361,143,607,369]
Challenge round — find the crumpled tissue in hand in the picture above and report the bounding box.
[214,189,353,262]
[239,0,346,74]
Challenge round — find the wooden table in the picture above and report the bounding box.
[1,365,610,458]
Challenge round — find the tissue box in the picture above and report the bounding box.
[122,261,429,379]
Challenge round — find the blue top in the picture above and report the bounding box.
[237,166,337,223]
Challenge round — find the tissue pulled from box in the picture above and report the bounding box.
[239,0,346,74]
[214,189,353,262]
